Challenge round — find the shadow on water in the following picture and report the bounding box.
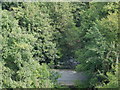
[51,69,87,87]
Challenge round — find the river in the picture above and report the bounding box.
[52,69,86,86]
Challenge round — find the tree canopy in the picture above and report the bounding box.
[0,2,119,88]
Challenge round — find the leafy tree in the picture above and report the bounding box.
[96,64,119,88]
[75,2,119,88]
[46,2,77,65]
[4,2,59,63]
[1,8,55,88]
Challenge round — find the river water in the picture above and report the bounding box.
[52,69,86,86]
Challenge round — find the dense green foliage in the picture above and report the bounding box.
[0,2,119,88]
[74,3,119,88]
[1,7,56,88]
